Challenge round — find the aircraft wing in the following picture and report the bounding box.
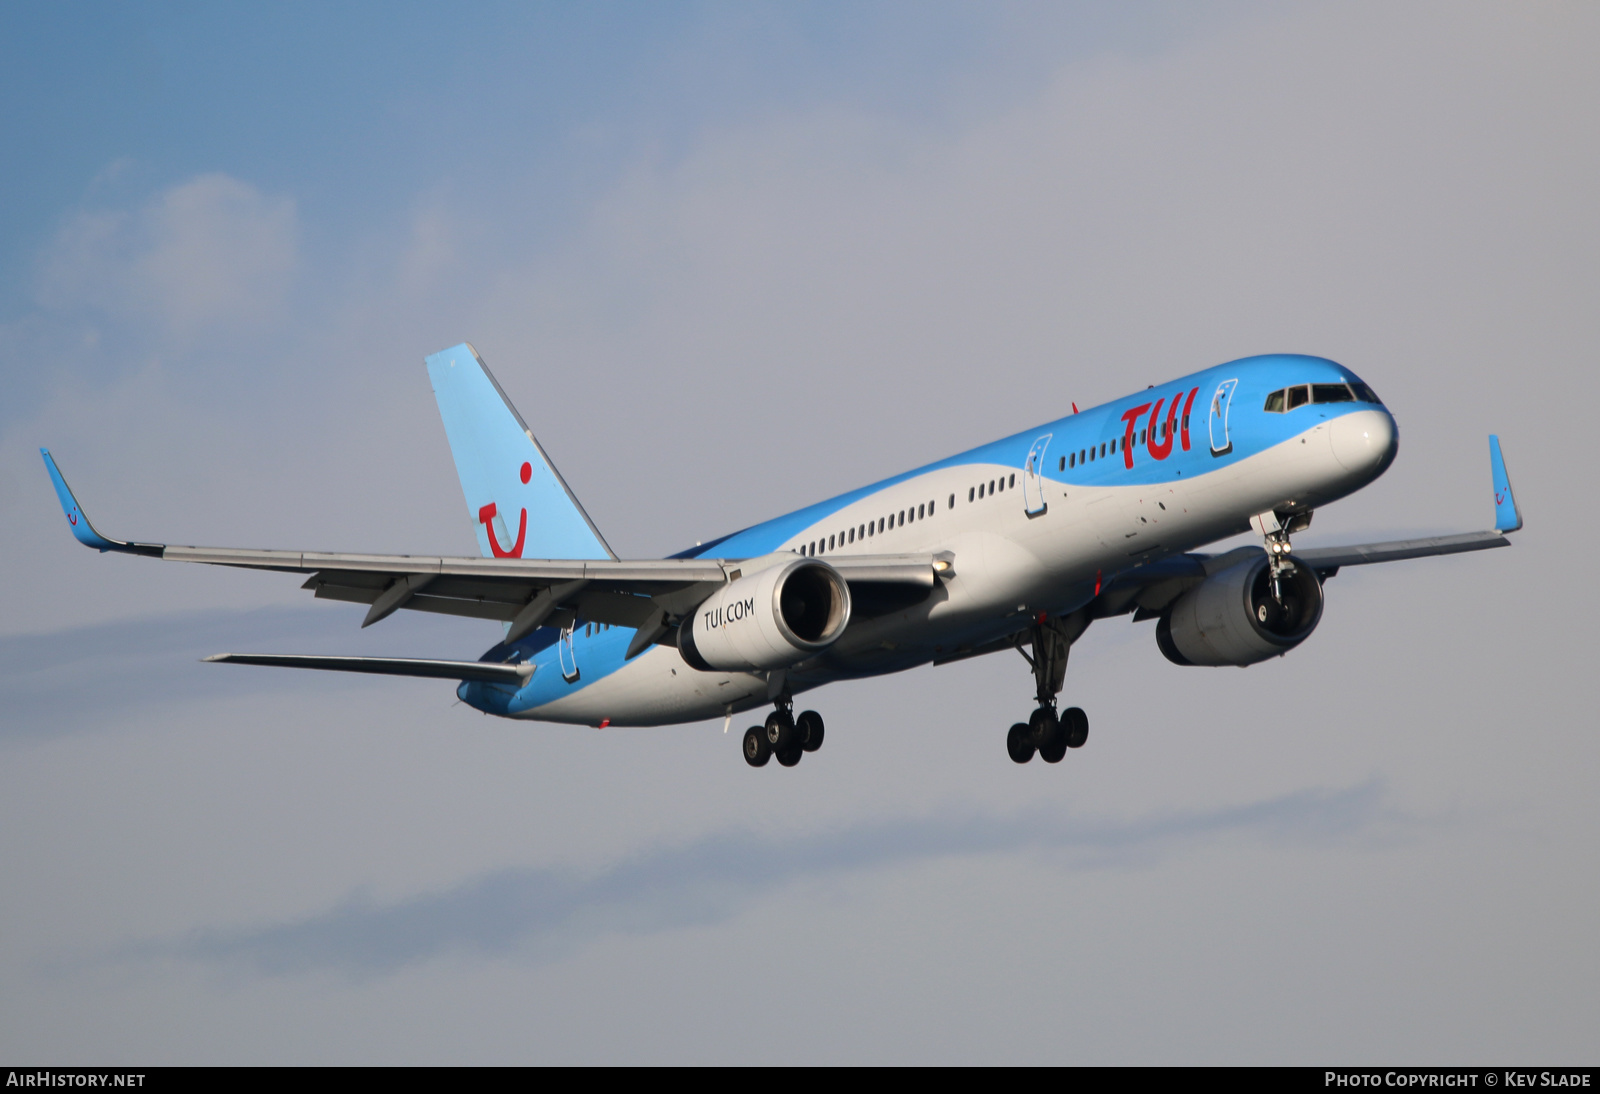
[1291,530,1509,573]
[41,449,950,646]
[1104,435,1520,618]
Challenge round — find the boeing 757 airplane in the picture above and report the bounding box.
[42,345,1521,767]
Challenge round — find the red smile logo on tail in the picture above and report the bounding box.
[478,462,533,558]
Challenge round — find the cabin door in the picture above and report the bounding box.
[1022,434,1052,517]
[1207,379,1238,457]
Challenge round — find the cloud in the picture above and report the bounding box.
[0,604,493,741]
[37,173,298,340]
[152,779,1397,979]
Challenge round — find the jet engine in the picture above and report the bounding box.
[1156,552,1323,667]
[678,558,852,673]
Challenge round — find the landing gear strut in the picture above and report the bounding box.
[743,692,824,768]
[1252,508,1312,605]
[1008,612,1089,764]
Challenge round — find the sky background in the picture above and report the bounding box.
[1,0,1595,1064]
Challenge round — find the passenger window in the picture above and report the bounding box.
[989,480,995,494]
[1058,456,1065,471]
[1068,453,1075,468]
[968,487,975,502]
[948,494,955,509]
[1287,385,1310,410]
[1008,474,1015,488]
[917,503,924,519]
[847,528,854,544]
[1313,383,1354,404]
[1264,389,1285,413]
[828,535,834,550]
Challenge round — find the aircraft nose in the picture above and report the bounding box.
[1329,409,1398,477]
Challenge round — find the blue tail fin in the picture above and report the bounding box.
[426,343,615,561]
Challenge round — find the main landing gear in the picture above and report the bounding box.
[1007,613,1089,765]
[742,699,824,768]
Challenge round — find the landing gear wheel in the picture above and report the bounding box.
[1062,706,1089,749]
[776,747,803,767]
[1028,706,1062,748]
[796,710,825,752]
[765,709,797,752]
[743,726,772,767]
[1006,723,1035,764]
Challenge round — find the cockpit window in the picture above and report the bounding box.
[1266,379,1385,412]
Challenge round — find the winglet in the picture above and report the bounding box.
[39,449,163,556]
[1489,435,1522,534]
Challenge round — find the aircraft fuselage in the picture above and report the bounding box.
[463,353,1398,726]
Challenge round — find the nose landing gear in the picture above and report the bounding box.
[1007,613,1089,765]
[1252,508,1313,603]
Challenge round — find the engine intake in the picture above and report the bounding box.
[679,558,852,673]
[1157,552,1323,667]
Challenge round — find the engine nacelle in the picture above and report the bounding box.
[678,558,852,673]
[1156,552,1323,667]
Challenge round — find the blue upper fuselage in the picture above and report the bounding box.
[675,354,1389,560]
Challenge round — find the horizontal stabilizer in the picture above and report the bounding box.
[203,653,534,684]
